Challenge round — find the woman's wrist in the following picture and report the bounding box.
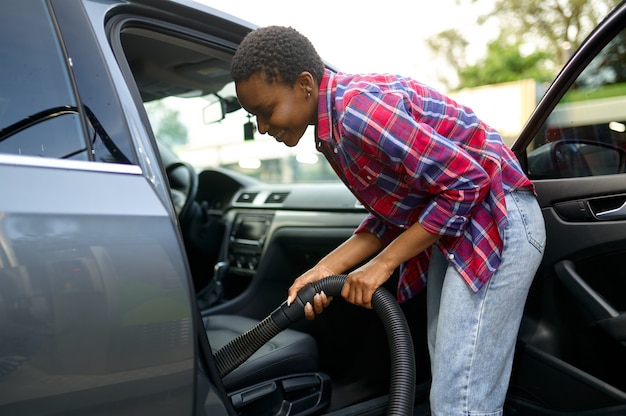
[314,262,340,276]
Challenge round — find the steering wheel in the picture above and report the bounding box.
[165,161,198,225]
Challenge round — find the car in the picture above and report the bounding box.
[0,0,625,415]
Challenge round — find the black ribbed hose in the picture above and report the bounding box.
[213,275,416,415]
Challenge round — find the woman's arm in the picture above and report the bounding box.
[342,220,441,308]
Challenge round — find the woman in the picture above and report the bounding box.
[230,25,546,415]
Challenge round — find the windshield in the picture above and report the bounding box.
[145,81,338,183]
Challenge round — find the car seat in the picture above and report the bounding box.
[204,314,320,391]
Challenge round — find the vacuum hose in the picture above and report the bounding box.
[214,275,416,415]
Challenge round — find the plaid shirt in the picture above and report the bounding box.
[316,69,534,302]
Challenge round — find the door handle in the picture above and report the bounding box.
[594,200,626,220]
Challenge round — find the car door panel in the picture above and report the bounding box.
[555,260,626,343]
[0,158,196,415]
[511,184,626,412]
[535,179,626,261]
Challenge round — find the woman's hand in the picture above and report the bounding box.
[286,232,385,320]
[287,265,335,320]
[342,259,395,309]
[341,222,440,308]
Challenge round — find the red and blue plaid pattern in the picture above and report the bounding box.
[316,70,534,302]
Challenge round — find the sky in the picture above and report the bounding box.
[196,0,498,92]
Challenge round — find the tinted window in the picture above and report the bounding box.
[527,28,626,180]
[51,2,136,164]
[0,1,88,160]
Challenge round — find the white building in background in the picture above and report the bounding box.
[449,79,547,147]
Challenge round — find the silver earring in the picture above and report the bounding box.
[307,92,311,99]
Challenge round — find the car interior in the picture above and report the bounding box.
[113,5,626,414]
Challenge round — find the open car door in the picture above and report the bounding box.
[509,3,626,414]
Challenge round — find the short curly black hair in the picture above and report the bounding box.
[231,26,324,86]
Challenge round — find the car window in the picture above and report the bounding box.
[145,82,339,183]
[118,25,338,184]
[0,1,88,160]
[526,28,626,180]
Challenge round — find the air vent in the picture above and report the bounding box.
[236,192,258,203]
[265,192,290,204]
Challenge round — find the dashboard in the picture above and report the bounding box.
[194,169,369,319]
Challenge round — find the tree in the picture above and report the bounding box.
[458,38,554,88]
[427,0,621,90]
[481,0,621,67]
[425,29,469,75]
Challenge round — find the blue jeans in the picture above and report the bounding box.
[427,191,546,415]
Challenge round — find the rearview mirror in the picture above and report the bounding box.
[203,95,242,124]
[203,100,224,124]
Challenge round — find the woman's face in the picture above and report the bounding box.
[235,72,316,147]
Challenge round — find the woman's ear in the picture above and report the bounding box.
[296,71,316,96]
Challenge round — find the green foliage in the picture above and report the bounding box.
[457,39,554,89]
[428,0,622,89]
[484,0,621,66]
[425,29,469,73]
[562,82,626,102]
